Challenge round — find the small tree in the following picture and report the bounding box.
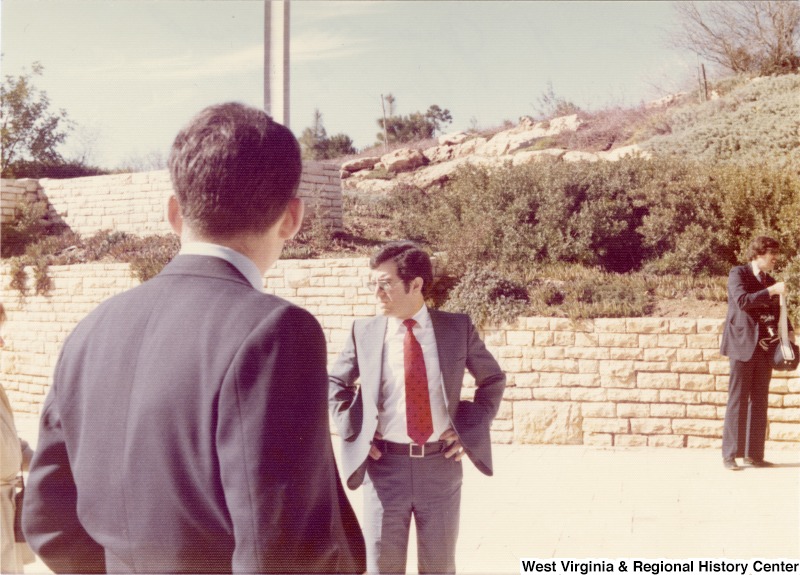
[299,108,327,160]
[375,96,453,145]
[299,109,356,160]
[425,105,453,137]
[1,62,72,177]
[671,1,800,76]
[323,133,357,158]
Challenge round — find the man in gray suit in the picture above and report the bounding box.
[23,102,365,573]
[329,241,505,574]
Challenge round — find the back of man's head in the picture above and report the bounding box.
[168,102,302,239]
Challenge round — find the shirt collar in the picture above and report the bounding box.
[751,261,765,278]
[179,242,265,292]
[388,305,430,334]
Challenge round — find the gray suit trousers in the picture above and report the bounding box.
[363,452,462,574]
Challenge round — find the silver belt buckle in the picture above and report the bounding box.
[409,443,425,458]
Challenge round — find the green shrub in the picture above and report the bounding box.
[32,259,51,295]
[642,74,800,172]
[554,105,659,152]
[3,228,181,294]
[442,267,530,328]
[526,265,652,319]
[127,235,180,282]
[7,258,28,296]
[779,255,800,328]
[1,201,51,257]
[714,165,800,262]
[388,154,798,282]
[393,158,651,275]
[363,165,394,180]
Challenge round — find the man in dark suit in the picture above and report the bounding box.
[329,241,505,574]
[22,102,365,573]
[720,235,794,471]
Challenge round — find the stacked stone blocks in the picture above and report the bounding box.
[0,162,343,236]
[2,259,798,450]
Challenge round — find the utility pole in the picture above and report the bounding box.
[264,0,290,127]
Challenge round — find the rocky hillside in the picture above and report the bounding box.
[338,74,799,196]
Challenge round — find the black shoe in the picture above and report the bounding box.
[744,457,774,467]
[723,458,741,470]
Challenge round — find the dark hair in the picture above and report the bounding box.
[370,240,433,294]
[0,303,5,325]
[168,102,302,238]
[746,236,781,261]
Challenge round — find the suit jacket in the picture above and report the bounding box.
[329,309,506,490]
[22,255,366,574]
[720,264,783,362]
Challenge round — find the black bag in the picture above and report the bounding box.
[13,475,25,542]
[772,294,799,372]
[773,340,800,371]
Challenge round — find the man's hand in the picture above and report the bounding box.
[440,428,465,461]
[768,281,786,296]
[369,432,383,460]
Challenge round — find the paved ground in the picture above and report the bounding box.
[13,413,800,574]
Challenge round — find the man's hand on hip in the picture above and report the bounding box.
[440,428,465,461]
[369,432,383,460]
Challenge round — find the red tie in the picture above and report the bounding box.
[403,319,433,445]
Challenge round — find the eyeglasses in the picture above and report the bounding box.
[365,279,402,292]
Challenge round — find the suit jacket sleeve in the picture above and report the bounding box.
[22,347,106,574]
[328,321,362,442]
[454,316,505,473]
[465,317,505,425]
[216,306,364,574]
[729,266,772,313]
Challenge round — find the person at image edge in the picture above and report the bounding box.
[21,102,366,573]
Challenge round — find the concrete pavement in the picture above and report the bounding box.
[12,414,800,574]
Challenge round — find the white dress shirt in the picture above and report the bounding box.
[377,305,450,443]
[751,261,767,285]
[179,242,265,292]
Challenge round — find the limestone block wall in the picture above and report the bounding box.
[2,258,798,449]
[0,178,61,224]
[0,161,343,235]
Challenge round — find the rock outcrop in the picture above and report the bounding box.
[342,113,651,195]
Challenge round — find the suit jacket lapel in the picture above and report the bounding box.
[360,316,387,407]
[429,309,462,417]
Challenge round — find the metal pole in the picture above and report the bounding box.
[264,1,290,126]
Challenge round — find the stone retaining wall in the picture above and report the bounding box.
[2,258,798,450]
[0,161,343,235]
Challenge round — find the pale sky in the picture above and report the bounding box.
[1,1,697,170]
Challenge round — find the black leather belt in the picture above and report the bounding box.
[373,439,447,458]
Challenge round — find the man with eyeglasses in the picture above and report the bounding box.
[329,240,505,574]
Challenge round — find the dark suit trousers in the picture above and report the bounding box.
[722,347,772,461]
[363,452,462,574]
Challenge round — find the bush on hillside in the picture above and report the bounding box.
[388,158,650,276]
[0,200,68,258]
[9,160,109,179]
[527,267,653,319]
[781,255,800,328]
[553,106,662,152]
[642,74,800,171]
[443,267,530,327]
[385,155,800,281]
